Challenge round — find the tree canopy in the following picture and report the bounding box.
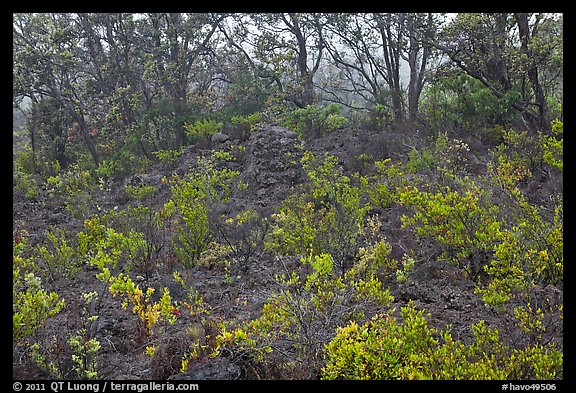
[14,12,562,170]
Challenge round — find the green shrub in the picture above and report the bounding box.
[214,209,270,273]
[14,145,38,175]
[152,148,184,169]
[321,303,562,380]
[398,182,501,282]
[475,189,563,309]
[163,195,210,270]
[101,269,178,336]
[214,252,393,379]
[76,214,128,270]
[13,167,41,200]
[364,158,406,210]
[102,206,167,278]
[404,132,449,175]
[67,291,101,379]
[542,119,563,170]
[124,183,156,200]
[266,152,368,275]
[45,162,98,218]
[493,122,563,178]
[266,193,319,256]
[281,104,348,140]
[230,112,263,138]
[94,158,122,180]
[395,254,416,284]
[36,226,80,285]
[184,118,223,143]
[356,240,395,277]
[13,269,65,344]
[162,155,240,268]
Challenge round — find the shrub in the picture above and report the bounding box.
[152,148,184,169]
[493,122,563,179]
[230,112,263,139]
[470,148,563,311]
[266,193,318,257]
[94,158,122,180]
[266,152,368,275]
[213,252,393,379]
[398,182,502,282]
[67,292,101,379]
[281,104,348,140]
[162,155,240,268]
[13,167,41,200]
[395,254,416,284]
[36,226,80,286]
[542,119,563,170]
[321,303,563,380]
[164,194,210,269]
[355,240,395,279]
[76,214,129,271]
[124,183,156,200]
[102,206,167,279]
[475,190,563,309]
[214,209,270,273]
[364,158,405,210]
[98,268,178,337]
[184,118,223,144]
[45,162,97,219]
[13,257,65,345]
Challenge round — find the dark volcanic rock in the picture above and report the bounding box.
[169,357,241,380]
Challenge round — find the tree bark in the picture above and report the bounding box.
[515,13,550,132]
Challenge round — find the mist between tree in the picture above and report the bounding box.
[14,13,562,169]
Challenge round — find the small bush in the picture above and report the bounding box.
[321,303,563,380]
[13,255,66,344]
[45,162,97,219]
[229,112,263,139]
[152,148,184,169]
[184,118,223,144]
[36,226,80,286]
[124,183,156,200]
[98,269,178,337]
[398,182,501,282]
[213,252,393,379]
[214,209,270,273]
[162,156,240,268]
[13,168,41,200]
[266,152,368,275]
[281,104,348,140]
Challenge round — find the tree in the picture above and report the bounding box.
[403,13,437,124]
[14,13,101,166]
[434,13,561,132]
[220,13,326,110]
[321,14,405,125]
[141,13,228,147]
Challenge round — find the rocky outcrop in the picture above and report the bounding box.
[237,125,304,209]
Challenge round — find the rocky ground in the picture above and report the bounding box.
[12,124,563,380]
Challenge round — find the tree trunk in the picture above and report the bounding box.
[406,13,432,125]
[515,13,550,132]
[74,113,100,167]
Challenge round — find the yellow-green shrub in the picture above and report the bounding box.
[213,252,393,378]
[321,303,562,380]
[162,156,240,268]
[13,235,65,344]
[267,152,369,275]
[98,268,178,336]
[398,182,501,281]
